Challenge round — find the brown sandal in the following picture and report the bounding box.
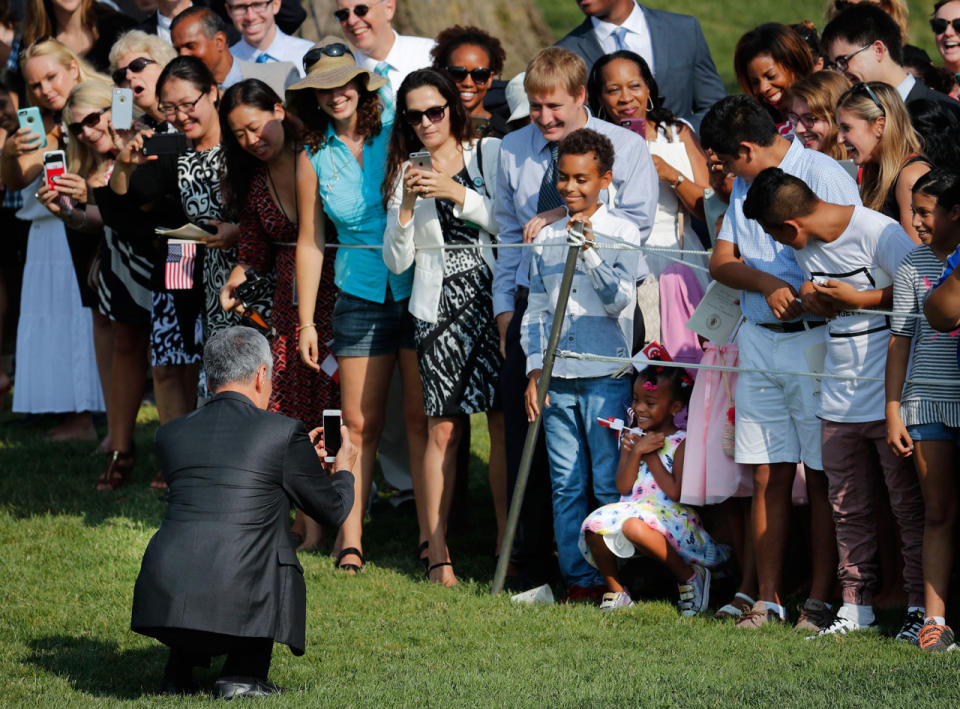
[149,471,168,490]
[96,450,134,491]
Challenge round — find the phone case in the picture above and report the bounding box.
[112,88,133,130]
[42,150,66,191]
[17,107,47,149]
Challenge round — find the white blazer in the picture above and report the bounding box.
[383,137,501,324]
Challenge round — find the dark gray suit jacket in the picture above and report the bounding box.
[131,391,355,655]
[556,3,726,129]
[904,78,960,122]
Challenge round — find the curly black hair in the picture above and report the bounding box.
[430,25,506,75]
[636,364,694,407]
[557,128,614,175]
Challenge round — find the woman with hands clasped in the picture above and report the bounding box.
[580,364,727,614]
[0,39,105,440]
[382,68,505,586]
[108,56,242,348]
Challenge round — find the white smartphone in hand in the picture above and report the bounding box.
[112,87,133,130]
[322,409,342,463]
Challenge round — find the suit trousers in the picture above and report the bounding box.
[821,419,924,607]
[501,288,556,583]
[152,628,274,680]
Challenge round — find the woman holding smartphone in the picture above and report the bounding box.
[218,79,339,550]
[382,69,504,587]
[0,39,105,440]
[287,39,427,574]
[587,50,710,281]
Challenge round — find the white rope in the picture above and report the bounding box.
[554,349,960,387]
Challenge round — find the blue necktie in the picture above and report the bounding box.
[374,61,394,111]
[255,53,275,64]
[537,142,564,214]
[613,26,629,51]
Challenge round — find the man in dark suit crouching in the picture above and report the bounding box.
[131,326,356,698]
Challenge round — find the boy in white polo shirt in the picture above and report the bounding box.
[743,167,924,642]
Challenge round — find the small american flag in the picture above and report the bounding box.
[165,238,196,290]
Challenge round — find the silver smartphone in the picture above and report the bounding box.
[408,150,432,171]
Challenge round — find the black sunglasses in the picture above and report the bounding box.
[445,66,492,83]
[851,82,886,115]
[931,17,960,34]
[403,103,448,126]
[112,57,157,85]
[68,106,109,135]
[333,0,385,22]
[303,42,353,68]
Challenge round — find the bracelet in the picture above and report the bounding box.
[296,323,316,334]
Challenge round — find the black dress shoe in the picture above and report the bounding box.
[214,676,280,699]
[160,674,199,696]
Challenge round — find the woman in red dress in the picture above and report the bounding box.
[219,79,339,550]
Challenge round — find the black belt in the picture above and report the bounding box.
[757,320,825,333]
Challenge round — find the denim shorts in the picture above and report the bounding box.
[906,421,960,445]
[331,290,415,357]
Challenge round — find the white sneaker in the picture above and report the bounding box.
[599,591,633,611]
[677,566,710,617]
[811,613,878,639]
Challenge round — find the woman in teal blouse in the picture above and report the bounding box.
[289,38,427,575]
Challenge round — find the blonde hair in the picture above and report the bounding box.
[64,80,113,178]
[524,47,587,100]
[20,39,110,107]
[837,81,922,210]
[789,71,851,160]
[108,30,177,72]
[825,0,910,42]
[22,0,98,48]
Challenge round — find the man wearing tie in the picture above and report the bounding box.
[493,47,657,598]
[228,0,313,76]
[556,0,726,129]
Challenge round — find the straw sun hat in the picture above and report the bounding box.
[286,36,388,94]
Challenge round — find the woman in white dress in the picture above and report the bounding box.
[0,40,105,434]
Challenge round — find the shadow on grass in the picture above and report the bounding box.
[25,635,170,700]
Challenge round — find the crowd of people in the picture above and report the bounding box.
[5,0,960,674]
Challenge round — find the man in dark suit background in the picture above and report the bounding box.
[822,4,960,120]
[131,326,356,699]
[555,0,726,129]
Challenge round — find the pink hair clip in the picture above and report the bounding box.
[642,380,658,391]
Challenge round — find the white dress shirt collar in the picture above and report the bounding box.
[896,72,916,102]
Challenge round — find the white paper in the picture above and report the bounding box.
[686,281,743,344]
[155,223,212,242]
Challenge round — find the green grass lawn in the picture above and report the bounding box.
[3,406,960,706]
[535,0,942,93]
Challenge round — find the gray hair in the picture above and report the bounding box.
[203,326,272,392]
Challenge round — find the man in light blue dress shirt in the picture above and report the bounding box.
[493,46,657,593]
[703,95,861,630]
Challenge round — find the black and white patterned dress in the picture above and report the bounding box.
[413,168,502,417]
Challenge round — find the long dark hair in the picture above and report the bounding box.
[908,99,960,172]
[382,68,473,206]
[586,50,681,132]
[219,79,303,214]
[286,78,383,152]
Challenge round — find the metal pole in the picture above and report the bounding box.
[491,222,584,595]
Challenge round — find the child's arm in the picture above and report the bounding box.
[644,439,684,502]
[521,245,551,422]
[885,334,913,457]
[615,431,665,496]
[811,282,891,310]
[569,213,635,316]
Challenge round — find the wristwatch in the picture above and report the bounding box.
[671,173,685,189]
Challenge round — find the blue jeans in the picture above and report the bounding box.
[542,375,630,587]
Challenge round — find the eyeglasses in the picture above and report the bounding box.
[333,0,385,22]
[931,17,960,34]
[787,111,823,129]
[826,43,872,73]
[227,0,272,15]
[303,42,353,68]
[403,103,448,126]
[112,57,157,86]
[67,107,108,135]
[159,93,206,117]
[851,81,886,115]
[444,66,492,84]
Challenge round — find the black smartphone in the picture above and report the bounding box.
[322,409,342,463]
[142,133,188,156]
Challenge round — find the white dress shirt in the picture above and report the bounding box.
[156,11,173,44]
[354,30,435,92]
[591,2,655,75]
[896,72,916,102]
[231,27,313,77]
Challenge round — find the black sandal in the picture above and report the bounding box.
[416,541,429,570]
[426,561,452,578]
[336,547,364,573]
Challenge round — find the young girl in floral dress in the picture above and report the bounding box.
[580,361,728,615]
